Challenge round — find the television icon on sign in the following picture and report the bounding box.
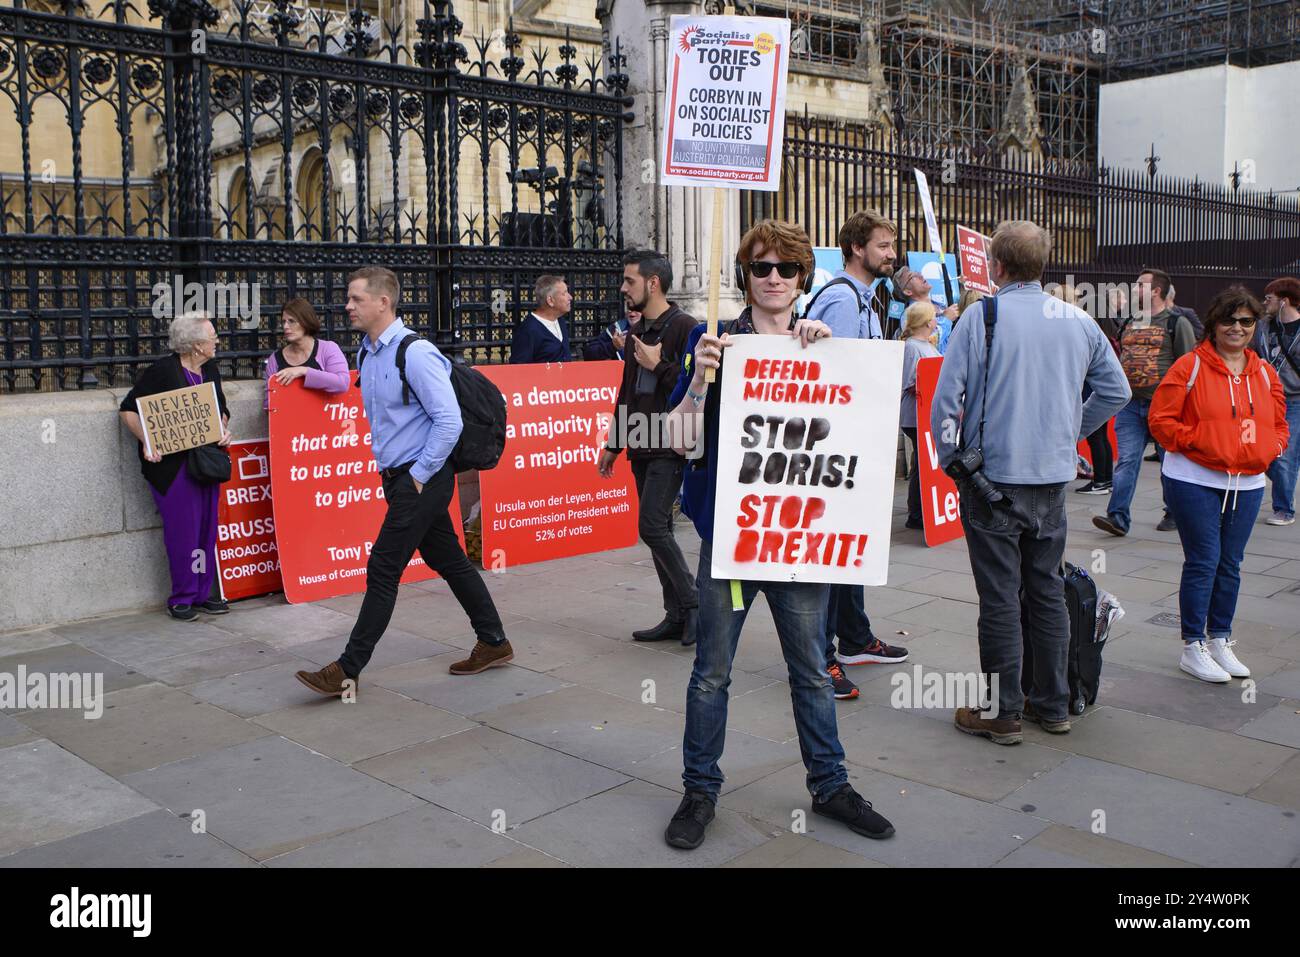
[238,451,269,481]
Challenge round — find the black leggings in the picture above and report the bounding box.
[1086,426,1113,483]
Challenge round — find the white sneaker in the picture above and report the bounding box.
[1206,637,1250,678]
[1179,641,1231,683]
[1266,511,1295,526]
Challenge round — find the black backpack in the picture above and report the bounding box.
[1020,562,1105,716]
[357,333,508,472]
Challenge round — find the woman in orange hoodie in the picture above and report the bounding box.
[1149,286,1288,683]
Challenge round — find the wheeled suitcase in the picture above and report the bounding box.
[1020,562,1104,715]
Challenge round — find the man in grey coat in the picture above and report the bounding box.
[932,221,1130,745]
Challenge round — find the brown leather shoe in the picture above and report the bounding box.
[295,661,353,697]
[448,639,514,675]
[953,706,1022,745]
[1022,700,1071,733]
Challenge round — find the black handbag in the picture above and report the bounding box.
[187,443,231,485]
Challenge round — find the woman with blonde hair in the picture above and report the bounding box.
[900,301,941,529]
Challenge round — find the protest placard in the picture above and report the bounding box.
[268,372,462,603]
[660,14,790,191]
[478,361,638,567]
[136,382,223,457]
[215,439,283,600]
[956,225,995,295]
[913,357,965,547]
[710,335,903,585]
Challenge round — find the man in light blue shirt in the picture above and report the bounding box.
[932,221,1128,745]
[805,210,911,700]
[295,267,512,699]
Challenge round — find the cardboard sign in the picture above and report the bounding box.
[215,439,283,600]
[957,226,995,295]
[711,336,903,585]
[914,357,965,547]
[913,168,944,257]
[478,361,638,567]
[136,382,223,457]
[660,14,790,190]
[268,372,462,604]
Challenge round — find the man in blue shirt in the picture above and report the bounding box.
[806,210,910,702]
[296,267,512,698]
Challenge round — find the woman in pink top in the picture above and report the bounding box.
[264,298,350,407]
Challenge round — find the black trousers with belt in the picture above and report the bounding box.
[339,459,505,678]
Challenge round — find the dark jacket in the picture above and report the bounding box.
[606,302,699,461]
[509,314,571,364]
[119,353,230,494]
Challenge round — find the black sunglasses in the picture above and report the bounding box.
[1223,316,1258,327]
[748,261,802,280]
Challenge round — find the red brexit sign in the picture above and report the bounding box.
[215,438,283,600]
[914,357,965,547]
[268,371,462,603]
[477,361,637,567]
[956,226,995,296]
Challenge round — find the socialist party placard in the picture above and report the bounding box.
[660,15,790,190]
[711,336,903,585]
[478,362,637,567]
[215,439,283,600]
[269,372,462,603]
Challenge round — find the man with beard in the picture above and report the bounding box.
[805,210,911,701]
[598,250,702,644]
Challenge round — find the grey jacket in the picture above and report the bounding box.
[931,281,1131,485]
[1254,317,1300,398]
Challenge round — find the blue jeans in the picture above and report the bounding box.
[1266,396,1300,518]
[1163,477,1263,643]
[683,540,849,801]
[824,584,874,664]
[1106,398,1169,532]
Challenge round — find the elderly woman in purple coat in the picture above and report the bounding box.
[119,312,233,621]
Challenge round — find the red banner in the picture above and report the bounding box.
[477,361,637,568]
[914,356,965,547]
[956,225,995,295]
[215,439,283,600]
[268,372,461,603]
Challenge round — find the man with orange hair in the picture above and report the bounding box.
[657,219,896,851]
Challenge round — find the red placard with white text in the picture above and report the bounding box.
[956,226,995,295]
[914,357,965,547]
[215,439,283,600]
[477,361,637,567]
[268,372,462,603]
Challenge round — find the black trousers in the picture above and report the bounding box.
[630,456,698,621]
[959,481,1071,721]
[339,460,505,678]
[1086,427,1113,483]
[902,427,921,524]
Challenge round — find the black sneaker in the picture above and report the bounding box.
[904,517,924,530]
[1145,450,1160,462]
[827,662,859,700]
[167,604,199,622]
[1075,481,1111,495]
[1156,514,1178,532]
[199,598,229,615]
[837,636,909,666]
[813,785,895,839]
[664,791,715,849]
[1092,515,1127,537]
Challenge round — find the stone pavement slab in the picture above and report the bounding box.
[0,711,37,748]
[18,683,269,776]
[623,728,801,796]
[1247,752,1300,811]
[720,762,1048,867]
[0,643,150,710]
[133,640,294,686]
[187,658,325,718]
[0,809,257,868]
[999,755,1300,868]
[252,688,477,765]
[510,779,771,867]
[287,628,456,672]
[368,654,570,717]
[354,725,630,827]
[1095,663,1280,733]
[51,612,246,667]
[1235,700,1300,749]
[122,736,423,861]
[992,823,1195,868]
[0,740,158,857]
[263,804,522,868]
[722,831,887,868]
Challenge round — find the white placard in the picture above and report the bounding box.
[659,15,791,191]
[711,335,904,585]
[914,168,945,256]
